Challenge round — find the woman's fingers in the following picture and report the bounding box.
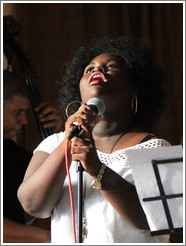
[65,103,98,139]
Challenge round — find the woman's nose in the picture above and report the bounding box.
[92,66,105,73]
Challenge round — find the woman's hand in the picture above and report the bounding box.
[65,103,102,175]
[71,134,101,176]
[65,103,102,138]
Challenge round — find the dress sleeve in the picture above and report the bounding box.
[33,132,65,154]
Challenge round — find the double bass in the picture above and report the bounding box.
[3,15,52,232]
[3,15,53,140]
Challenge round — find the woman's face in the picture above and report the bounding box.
[79,53,132,113]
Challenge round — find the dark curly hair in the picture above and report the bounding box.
[59,36,165,131]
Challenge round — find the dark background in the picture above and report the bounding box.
[4,2,183,151]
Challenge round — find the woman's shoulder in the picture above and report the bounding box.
[34,131,65,154]
[111,138,171,157]
[133,138,171,150]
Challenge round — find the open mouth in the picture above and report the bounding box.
[89,72,107,85]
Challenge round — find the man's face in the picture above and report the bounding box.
[3,95,30,140]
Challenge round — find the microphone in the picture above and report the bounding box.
[67,97,105,140]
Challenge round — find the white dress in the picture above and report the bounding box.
[34,132,171,244]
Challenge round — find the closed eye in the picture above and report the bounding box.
[84,59,122,75]
[84,66,94,74]
[106,64,120,70]
[14,109,26,117]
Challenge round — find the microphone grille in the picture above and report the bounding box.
[87,97,105,115]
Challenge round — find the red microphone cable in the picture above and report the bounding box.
[65,137,77,243]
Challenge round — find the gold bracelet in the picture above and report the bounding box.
[93,163,106,190]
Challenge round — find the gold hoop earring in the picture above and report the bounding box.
[131,94,138,115]
[65,101,81,118]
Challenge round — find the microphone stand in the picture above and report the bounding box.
[66,98,105,242]
[77,160,84,243]
[67,125,87,242]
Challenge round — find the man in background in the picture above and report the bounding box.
[3,70,64,242]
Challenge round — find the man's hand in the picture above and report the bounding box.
[35,102,64,133]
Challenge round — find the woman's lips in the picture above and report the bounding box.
[89,72,107,85]
[90,80,104,85]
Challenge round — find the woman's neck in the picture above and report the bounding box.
[92,114,133,138]
[92,115,147,153]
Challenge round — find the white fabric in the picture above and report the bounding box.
[34,132,171,244]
